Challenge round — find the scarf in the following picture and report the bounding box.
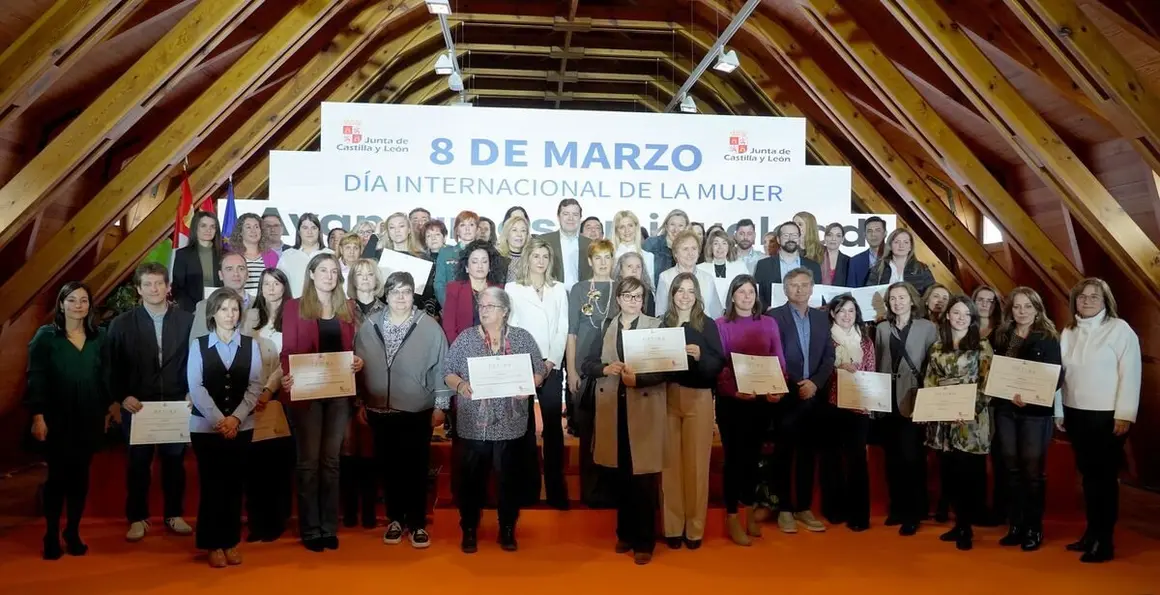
[831,324,863,368]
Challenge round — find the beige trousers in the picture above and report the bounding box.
[661,385,715,540]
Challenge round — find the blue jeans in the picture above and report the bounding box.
[290,398,353,540]
[994,408,1053,529]
[121,407,187,522]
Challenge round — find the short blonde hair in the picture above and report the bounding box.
[670,229,701,257]
[346,258,385,298]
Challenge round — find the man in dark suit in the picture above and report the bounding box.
[754,221,823,308]
[768,267,835,535]
[845,216,887,287]
[537,198,592,291]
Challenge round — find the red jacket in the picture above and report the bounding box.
[441,280,502,344]
[279,297,359,404]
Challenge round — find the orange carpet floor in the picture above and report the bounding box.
[1,510,1158,595]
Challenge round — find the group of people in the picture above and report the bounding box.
[25,199,1141,567]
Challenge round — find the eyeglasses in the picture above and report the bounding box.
[1076,293,1103,303]
[779,233,800,240]
[618,293,644,302]
[478,304,503,312]
[387,289,413,298]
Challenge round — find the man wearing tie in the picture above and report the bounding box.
[768,268,835,535]
[538,199,592,292]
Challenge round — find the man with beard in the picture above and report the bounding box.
[733,218,764,273]
[845,216,886,287]
[754,221,823,307]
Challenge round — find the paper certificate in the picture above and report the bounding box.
[732,354,788,395]
[983,355,1061,407]
[252,400,291,442]
[837,369,893,412]
[378,249,434,294]
[817,284,890,320]
[467,354,536,399]
[622,327,689,373]
[769,283,823,310]
[912,384,978,422]
[129,401,191,445]
[289,352,356,401]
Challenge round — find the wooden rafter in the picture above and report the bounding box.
[0,0,352,322]
[1003,0,1160,174]
[0,0,146,128]
[797,0,1081,298]
[884,0,1160,303]
[555,0,582,107]
[0,0,263,252]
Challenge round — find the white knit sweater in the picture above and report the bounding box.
[1057,310,1141,422]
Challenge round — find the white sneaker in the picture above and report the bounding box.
[410,528,431,549]
[794,511,826,532]
[777,511,798,534]
[126,520,149,542]
[165,517,193,535]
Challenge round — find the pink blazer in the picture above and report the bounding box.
[279,297,358,404]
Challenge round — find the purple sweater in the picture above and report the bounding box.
[715,314,788,397]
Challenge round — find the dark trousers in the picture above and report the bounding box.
[989,405,1010,520]
[878,414,927,524]
[524,368,567,503]
[122,407,186,522]
[770,397,820,513]
[458,437,522,530]
[369,409,435,530]
[940,450,986,530]
[995,408,1053,529]
[43,448,93,536]
[1064,407,1125,543]
[191,430,252,550]
[246,436,295,538]
[716,397,775,514]
[820,406,870,526]
[340,455,377,526]
[616,467,659,554]
[290,398,352,540]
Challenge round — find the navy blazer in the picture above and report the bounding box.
[768,304,835,399]
[845,249,875,288]
[753,255,823,308]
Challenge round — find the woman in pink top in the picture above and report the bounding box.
[714,274,787,546]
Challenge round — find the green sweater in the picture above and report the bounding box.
[24,325,112,450]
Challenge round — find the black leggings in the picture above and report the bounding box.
[716,397,774,514]
[43,448,93,536]
[940,450,987,530]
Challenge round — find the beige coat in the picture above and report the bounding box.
[593,314,668,474]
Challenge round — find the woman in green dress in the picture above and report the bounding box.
[923,294,993,552]
[25,281,111,560]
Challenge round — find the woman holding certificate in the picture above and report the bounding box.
[280,253,365,553]
[186,288,263,567]
[442,240,505,344]
[375,213,439,321]
[656,231,723,319]
[825,294,876,531]
[505,237,571,509]
[922,295,994,552]
[989,287,1060,552]
[660,273,725,550]
[277,213,333,299]
[874,281,938,537]
[443,287,546,554]
[1058,278,1140,563]
[581,277,669,565]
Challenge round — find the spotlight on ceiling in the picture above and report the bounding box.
[713,49,740,74]
[679,94,698,114]
[448,72,464,92]
[434,52,454,75]
[425,0,451,15]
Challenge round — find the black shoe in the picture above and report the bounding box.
[684,538,702,550]
[303,538,325,552]
[323,536,339,550]
[42,536,63,561]
[956,528,974,551]
[847,522,870,532]
[899,523,919,536]
[999,526,1025,547]
[498,525,518,552]
[62,531,87,557]
[634,551,653,565]
[1066,535,1093,552]
[1080,540,1114,563]
[1021,529,1043,552]
[884,515,902,526]
[615,540,632,554]
[939,527,964,542]
[665,537,683,550]
[461,528,478,554]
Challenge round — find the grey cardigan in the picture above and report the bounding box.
[874,318,938,418]
[354,310,452,412]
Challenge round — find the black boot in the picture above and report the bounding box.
[999,525,1025,547]
[1021,528,1043,552]
[1080,540,1114,563]
[461,527,478,554]
[955,526,974,551]
[939,526,964,542]
[62,528,88,556]
[1066,534,1093,552]
[42,533,63,561]
[498,524,518,552]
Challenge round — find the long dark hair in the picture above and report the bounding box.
[253,268,291,332]
[663,272,706,331]
[456,240,505,285]
[189,210,224,255]
[938,294,982,352]
[827,293,866,329]
[293,213,323,250]
[54,281,99,338]
[724,274,764,322]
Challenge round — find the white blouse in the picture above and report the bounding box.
[1058,310,1141,422]
[505,281,570,367]
[655,266,724,320]
[276,247,334,299]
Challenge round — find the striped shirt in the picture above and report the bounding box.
[244,256,264,294]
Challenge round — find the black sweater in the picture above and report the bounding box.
[664,319,725,389]
[990,329,1062,416]
[107,305,194,403]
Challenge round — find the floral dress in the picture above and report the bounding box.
[923,339,994,454]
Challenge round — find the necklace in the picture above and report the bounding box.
[582,279,612,328]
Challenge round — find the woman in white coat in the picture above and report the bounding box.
[696,228,748,308]
[656,230,723,319]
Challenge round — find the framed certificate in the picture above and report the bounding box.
[837,369,893,412]
[379,249,435,294]
[622,327,688,373]
[983,355,1060,407]
[129,401,191,445]
[289,352,356,401]
[912,384,978,422]
[731,354,788,395]
[467,354,536,399]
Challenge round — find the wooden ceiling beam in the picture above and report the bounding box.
[0,0,352,322]
[0,0,263,253]
[798,0,1080,298]
[724,5,1015,293]
[884,0,1160,303]
[1002,0,1160,174]
[0,0,146,129]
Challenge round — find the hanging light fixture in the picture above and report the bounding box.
[713,49,739,74]
[679,94,698,114]
[425,0,451,15]
[434,52,455,75]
